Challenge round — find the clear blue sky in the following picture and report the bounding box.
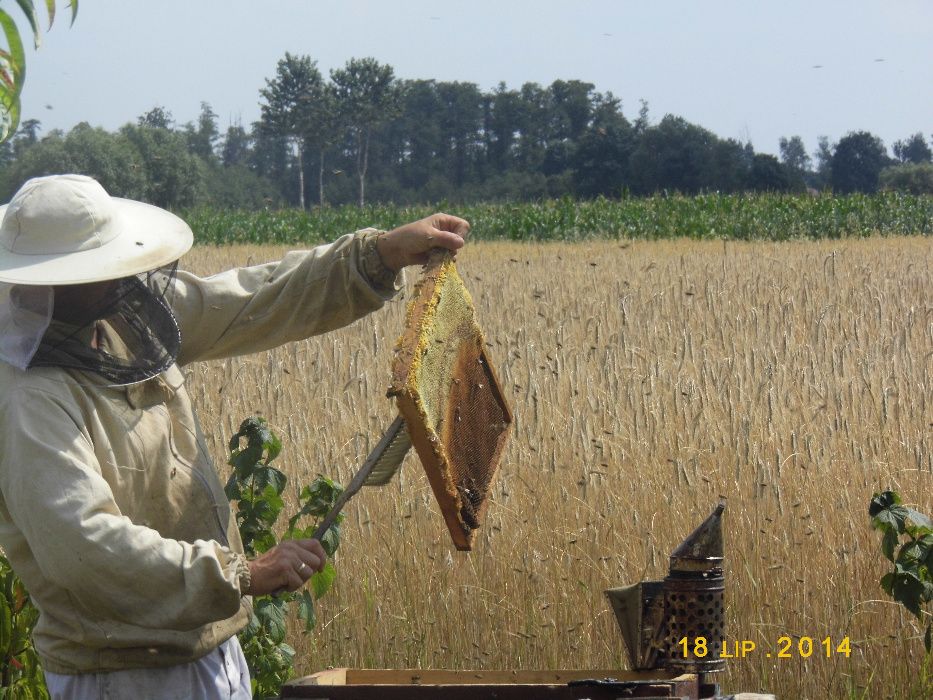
[21,0,933,158]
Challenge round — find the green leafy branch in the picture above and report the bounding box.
[0,1,78,142]
[0,554,47,698]
[870,490,933,653]
[226,416,344,699]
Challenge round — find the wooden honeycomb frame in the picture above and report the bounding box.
[389,255,512,550]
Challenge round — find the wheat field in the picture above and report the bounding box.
[183,236,931,699]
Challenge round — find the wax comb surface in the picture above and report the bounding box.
[390,256,512,550]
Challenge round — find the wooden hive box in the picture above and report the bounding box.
[282,668,704,699]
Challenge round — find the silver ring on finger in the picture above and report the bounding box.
[296,562,309,574]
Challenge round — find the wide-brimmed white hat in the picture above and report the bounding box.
[0,174,193,285]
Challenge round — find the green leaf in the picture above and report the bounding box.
[897,539,926,567]
[319,523,341,557]
[311,561,337,600]
[283,522,313,541]
[230,443,264,477]
[890,570,925,618]
[223,474,241,501]
[254,597,287,643]
[229,416,264,452]
[13,1,40,48]
[296,589,316,632]
[252,530,278,554]
[298,475,345,516]
[288,477,345,534]
[43,0,57,29]
[253,466,287,496]
[269,467,287,493]
[258,484,285,519]
[17,599,38,631]
[243,609,261,638]
[869,490,901,517]
[918,534,933,570]
[881,528,898,563]
[262,430,282,463]
[0,9,26,141]
[0,1,77,144]
[871,504,911,535]
[0,12,25,81]
[276,642,296,665]
[903,511,933,538]
[0,592,12,655]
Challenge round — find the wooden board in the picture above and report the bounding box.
[282,668,702,699]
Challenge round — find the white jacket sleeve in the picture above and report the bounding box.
[172,230,402,365]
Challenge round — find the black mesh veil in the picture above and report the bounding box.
[29,264,181,385]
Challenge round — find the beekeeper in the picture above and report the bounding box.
[0,174,469,698]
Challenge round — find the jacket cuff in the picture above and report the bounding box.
[359,229,400,293]
[231,552,251,595]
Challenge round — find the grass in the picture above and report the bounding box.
[183,235,932,699]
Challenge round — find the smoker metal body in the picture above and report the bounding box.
[606,501,727,680]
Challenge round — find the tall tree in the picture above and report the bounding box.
[633,99,651,135]
[185,102,219,162]
[709,138,753,193]
[11,118,42,161]
[308,84,339,207]
[629,115,718,194]
[892,133,932,164]
[747,154,792,192]
[514,82,549,172]
[391,79,443,191]
[16,118,41,144]
[485,82,522,173]
[221,124,251,167]
[778,135,811,191]
[830,130,889,193]
[138,106,174,130]
[330,57,397,206]
[548,80,595,143]
[249,125,290,197]
[538,80,596,176]
[779,136,811,173]
[436,81,482,187]
[259,53,325,209]
[63,123,148,199]
[813,136,834,189]
[0,131,75,200]
[121,122,203,208]
[572,92,634,197]
[878,162,933,195]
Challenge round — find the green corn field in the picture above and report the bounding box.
[183,193,933,245]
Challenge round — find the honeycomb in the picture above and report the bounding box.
[390,255,512,550]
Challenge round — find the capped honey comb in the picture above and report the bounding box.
[389,255,512,550]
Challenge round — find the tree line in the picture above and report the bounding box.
[1,53,931,209]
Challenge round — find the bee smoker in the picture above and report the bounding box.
[605,500,726,696]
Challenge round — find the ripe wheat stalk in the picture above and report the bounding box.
[184,236,931,698]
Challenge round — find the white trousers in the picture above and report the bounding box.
[44,637,251,700]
